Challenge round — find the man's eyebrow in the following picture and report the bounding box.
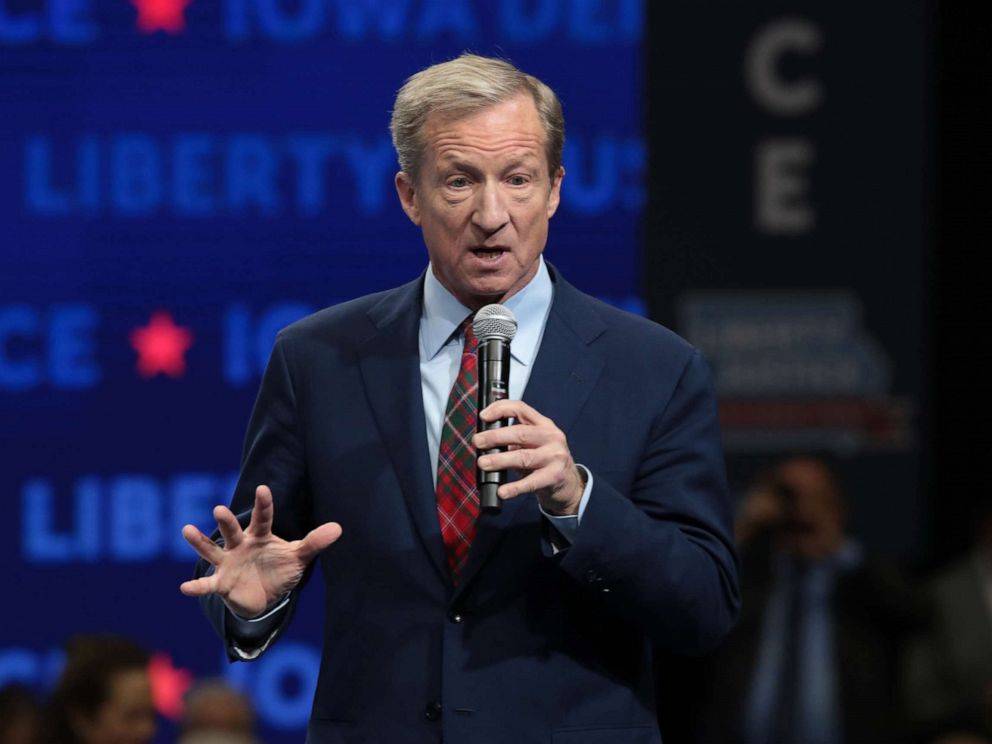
[438,155,541,173]
[502,155,541,171]
[438,157,483,174]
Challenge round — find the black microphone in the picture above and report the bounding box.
[473,304,518,513]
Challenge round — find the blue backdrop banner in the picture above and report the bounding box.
[0,1,643,741]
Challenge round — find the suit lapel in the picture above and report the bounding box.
[357,277,452,588]
[455,270,607,596]
[519,276,607,443]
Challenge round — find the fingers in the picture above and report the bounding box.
[478,439,579,503]
[475,402,574,479]
[479,399,550,426]
[179,574,218,597]
[474,422,563,452]
[203,484,272,551]
[497,471,553,500]
[182,524,225,565]
[497,465,583,510]
[477,444,552,474]
[214,505,244,549]
[473,402,581,508]
[482,450,568,498]
[247,484,274,537]
[295,522,343,563]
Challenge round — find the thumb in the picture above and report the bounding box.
[295,522,343,563]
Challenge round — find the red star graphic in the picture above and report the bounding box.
[148,652,194,720]
[131,0,192,34]
[130,311,194,378]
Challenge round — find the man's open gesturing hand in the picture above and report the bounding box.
[179,485,342,619]
[473,400,585,516]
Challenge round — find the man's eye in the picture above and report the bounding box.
[448,177,469,188]
[508,175,529,186]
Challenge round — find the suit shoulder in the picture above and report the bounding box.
[577,292,699,365]
[275,281,417,347]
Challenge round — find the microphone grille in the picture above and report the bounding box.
[473,304,517,342]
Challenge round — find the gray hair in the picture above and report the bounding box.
[389,53,565,180]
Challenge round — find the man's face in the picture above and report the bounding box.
[395,94,564,310]
[774,458,845,559]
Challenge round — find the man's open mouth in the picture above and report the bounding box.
[470,247,508,260]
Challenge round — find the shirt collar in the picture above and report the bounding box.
[421,256,553,367]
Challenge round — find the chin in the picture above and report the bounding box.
[462,278,511,298]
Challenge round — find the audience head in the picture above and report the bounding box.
[179,734,256,744]
[972,495,992,551]
[180,680,255,742]
[42,634,156,744]
[931,734,992,744]
[739,454,847,559]
[0,684,40,744]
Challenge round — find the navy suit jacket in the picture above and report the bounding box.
[198,265,740,743]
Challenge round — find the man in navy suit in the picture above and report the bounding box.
[180,54,740,743]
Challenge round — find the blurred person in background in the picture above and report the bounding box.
[929,732,992,744]
[692,455,928,744]
[0,684,40,744]
[178,680,256,744]
[904,496,992,740]
[178,735,255,744]
[37,635,156,744]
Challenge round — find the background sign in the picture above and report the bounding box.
[644,2,928,560]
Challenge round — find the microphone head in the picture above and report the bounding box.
[473,304,517,342]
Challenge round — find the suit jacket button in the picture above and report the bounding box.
[449,612,464,623]
[424,701,442,721]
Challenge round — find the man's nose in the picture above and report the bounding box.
[471,182,509,234]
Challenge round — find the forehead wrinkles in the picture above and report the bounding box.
[430,132,544,163]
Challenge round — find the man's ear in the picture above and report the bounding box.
[395,171,421,225]
[547,166,565,219]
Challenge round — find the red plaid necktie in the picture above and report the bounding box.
[435,317,480,581]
